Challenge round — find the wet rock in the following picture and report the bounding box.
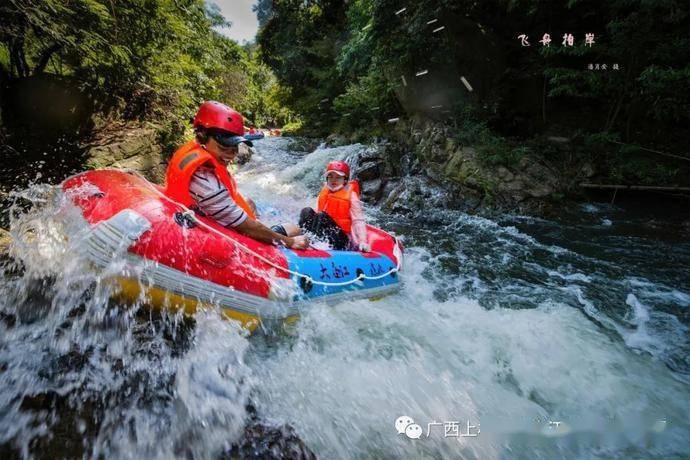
[449,146,479,167]
[580,162,596,178]
[443,149,472,184]
[225,422,316,460]
[84,122,165,182]
[0,228,11,259]
[443,152,464,181]
[286,137,322,153]
[502,180,525,192]
[526,185,552,198]
[455,191,483,211]
[357,145,382,162]
[236,144,254,165]
[496,166,514,181]
[429,145,447,163]
[380,181,409,213]
[379,177,452,214]
[355,161,380,181]
[379,180,401,205]
[324,133,349,148]
[360,178,384,202]
[432,130,445,145]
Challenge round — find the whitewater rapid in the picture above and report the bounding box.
[0,136,688,459]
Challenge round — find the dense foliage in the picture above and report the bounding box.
[258,0,689,183]
[1,0,687,185]
[0,0,294,143]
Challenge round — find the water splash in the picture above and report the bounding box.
[1,136,689,458]
[0,184,253,459]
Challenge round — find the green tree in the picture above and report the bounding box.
[257,0,348,133]
[1,0,293,145]
[259,0,689,149]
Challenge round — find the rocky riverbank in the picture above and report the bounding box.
[81,119,254,182]
[324,117,598,216]
[3,112,592,231]
[81,119,167,182]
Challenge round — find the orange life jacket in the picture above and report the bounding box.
[317,183,356,233]
[164,140,257,220]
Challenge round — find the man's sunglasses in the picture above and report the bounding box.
[209,131,252,148]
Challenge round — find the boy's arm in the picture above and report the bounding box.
[350,192,369,251]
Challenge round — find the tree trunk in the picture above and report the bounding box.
[10,37,30,78]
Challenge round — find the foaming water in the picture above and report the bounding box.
[1,136,689,458]
[237,138,690,458]
[1,184,252,459]
[247,249,689,459]
[234,138,369,226]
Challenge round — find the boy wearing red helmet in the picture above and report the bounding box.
[165,101,309,250]
[291,160,370,252]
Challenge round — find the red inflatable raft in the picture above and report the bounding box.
[63,169,403,331]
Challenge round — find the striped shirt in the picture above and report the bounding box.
[189,165,248,228]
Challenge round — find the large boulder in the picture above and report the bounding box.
[225,422,316,459]
[236,144,254,165]
[84,122,166,182]
[355,161,380,181]
[360,177,385,202]
[286,137,322,154]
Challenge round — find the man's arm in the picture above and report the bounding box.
[190,167,308,249]
[235,218,309,249]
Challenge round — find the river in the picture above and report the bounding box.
[1,137,688,459]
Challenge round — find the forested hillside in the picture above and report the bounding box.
[257,0,690,185]
[0,1,293,157]
[1,0,688,189]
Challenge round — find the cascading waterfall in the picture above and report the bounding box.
[1,136,688,459]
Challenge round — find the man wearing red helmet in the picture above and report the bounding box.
[165,101,309,249]
[289,160,370,251]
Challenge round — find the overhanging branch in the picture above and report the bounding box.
[33,43,62,75]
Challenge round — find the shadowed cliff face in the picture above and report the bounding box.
[1,74,96,191]
[2,74,95,145]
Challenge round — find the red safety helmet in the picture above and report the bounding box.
[193,101,244,135]
[325,160,350,178]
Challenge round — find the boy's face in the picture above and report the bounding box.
[326,172,346,188]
